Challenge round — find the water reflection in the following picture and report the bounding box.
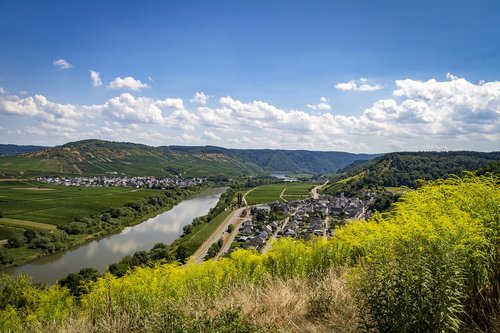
[4,188,225,284]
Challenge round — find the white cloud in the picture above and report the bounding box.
[202,130,221,141]
[446,72,459,81]
[89,70,103,87]
[22,126,46,136]
[52,59,73,70]
[335,78,383,91]
[0,87,6,94]
[2,75,498,152]
[306,96,332,110]
[0,94,80,126]
[108,76,150,91]
[190,92,209,105]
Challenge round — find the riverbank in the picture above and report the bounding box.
[0,183,210,270]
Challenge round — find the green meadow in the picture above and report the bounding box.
[0,181,162,229]
[244,182,317,204]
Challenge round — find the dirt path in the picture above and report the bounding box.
[242,187,256,206]
[191,207,245,263]
[311,180,329,199]
[279,188,288,202]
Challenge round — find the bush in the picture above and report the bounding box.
[6,235,26,248]
[0,248,13,265]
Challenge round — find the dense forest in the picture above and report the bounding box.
[324,151,499,196]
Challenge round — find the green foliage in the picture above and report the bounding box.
[59,267,101,297]
[325,151,499,195]
[0,247,14,265]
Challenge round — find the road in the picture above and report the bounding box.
[191,207,245,263]
[311,180,329,199]
[260,217,288,254]
[215,208,250,259]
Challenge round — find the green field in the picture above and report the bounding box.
[177,210,232,254]
[0,181,163,227]
[245,182,317,204]
[0,225,24,239]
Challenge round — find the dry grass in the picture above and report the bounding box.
[57,268,357,333]
[206,268,357,333]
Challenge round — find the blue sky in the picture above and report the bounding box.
[0,0,499,152]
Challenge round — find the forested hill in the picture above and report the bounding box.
[0,139,378,177]
[168,146,379,174]
[0,144,45,156]
[0,140,264,177]
[330,151,500,190]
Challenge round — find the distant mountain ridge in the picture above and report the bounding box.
[0,139,379,177]
[0,144,45,156]
[168,145,380,174]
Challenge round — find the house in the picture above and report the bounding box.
[258,231,269,239]
[240,226,253,235]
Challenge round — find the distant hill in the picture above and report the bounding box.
[0,144,45,156]
[0,140,263,178]
[0,139,378,178]
[169,146,379,174]
[323,151,500,195]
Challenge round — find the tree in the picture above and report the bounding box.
[7,235,26,248]
[0,248,13,265]
[23,229,37,243]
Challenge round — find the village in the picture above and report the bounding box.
[228,192,376,253]
[37,175,204,189]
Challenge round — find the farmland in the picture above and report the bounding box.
[0,180,162,227]
[244,182,318,205]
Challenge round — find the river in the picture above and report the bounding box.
[4,187,226,284]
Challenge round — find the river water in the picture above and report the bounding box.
[4,187,226,284]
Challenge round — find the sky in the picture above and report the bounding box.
[0,0,499,152]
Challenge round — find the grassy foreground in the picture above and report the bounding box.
[0,175,498,332]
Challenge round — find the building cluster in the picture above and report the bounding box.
[37,176,204,189]
[232,193,375,252]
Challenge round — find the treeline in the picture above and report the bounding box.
[59,187,200,235]
[325,151,499,196]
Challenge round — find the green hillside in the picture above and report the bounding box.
[0,140,264,178]
[0,140,379,178]
[170,145,379,174]
[324,151,500,195]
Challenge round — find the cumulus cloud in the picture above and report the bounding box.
[0,87,6,94]
[335,78,383,91]
[2,75,498,151]
[89,70,103,87]
[446,72,459,81]
[108,76,150,91]
[202,130,221,141]
[306,97,332,110]
[52,59,73,69]
[0,94,80,126]
[190,92,209,105]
